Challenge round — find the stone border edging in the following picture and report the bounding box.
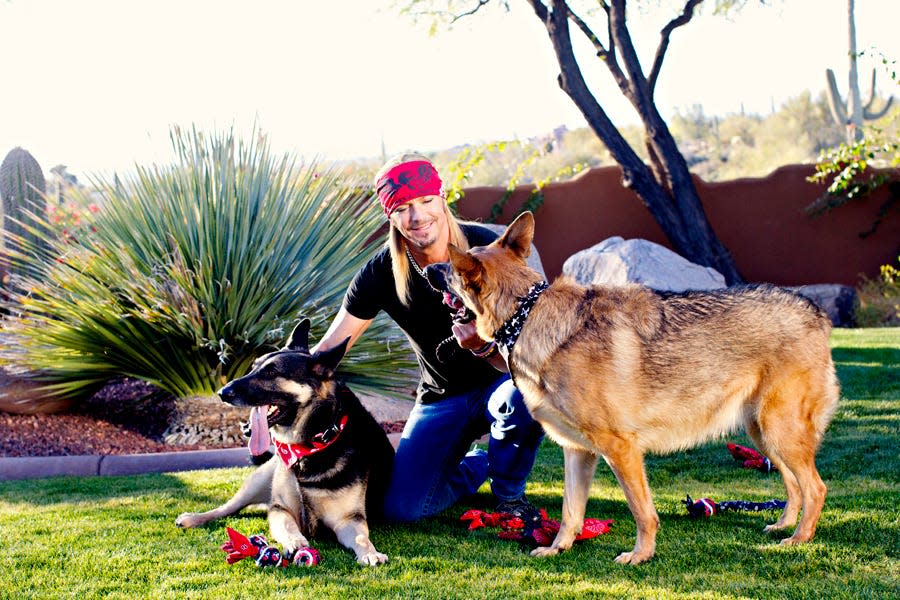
[0,433,404,481]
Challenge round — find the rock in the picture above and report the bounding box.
[563,237,726,291]
[162,394,247,446]
[357,392,413,424]
[789,284,858,328]
[0,366,73,414]
[560,238,856,327]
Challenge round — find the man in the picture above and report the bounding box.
[312,153,544,522]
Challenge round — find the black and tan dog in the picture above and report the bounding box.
[175,319,394,566]
[427,211,839,565]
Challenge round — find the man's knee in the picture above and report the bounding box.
[381,492,425,523]
[488,382,542,440]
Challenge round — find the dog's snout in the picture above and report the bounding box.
[217,382,243,406]
[424,262,451,294]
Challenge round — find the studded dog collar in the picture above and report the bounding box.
[273,414,348,469]
[493,281,549,361]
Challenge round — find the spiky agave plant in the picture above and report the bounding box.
[0,127,415,399]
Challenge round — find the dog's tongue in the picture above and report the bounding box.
[248,405,271,456]
[443,291,464,310]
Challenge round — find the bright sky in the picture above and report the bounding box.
[1,0,899,181]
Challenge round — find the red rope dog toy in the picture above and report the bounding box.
[727,442,776,473]
[221,527,320,568]
[460,508,612,548]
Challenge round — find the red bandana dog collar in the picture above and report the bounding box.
[375,160,443,215]
[273,414,349,468]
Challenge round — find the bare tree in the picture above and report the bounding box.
[405,0,752,284]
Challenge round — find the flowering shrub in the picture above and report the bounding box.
[45,200,100,245]
[856,255,900,327]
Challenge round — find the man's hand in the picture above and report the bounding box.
[451,321,486,351]
[452,321,509,372]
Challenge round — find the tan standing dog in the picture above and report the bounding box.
[428,211,839,565]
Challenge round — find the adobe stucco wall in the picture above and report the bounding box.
[458,164,900,286]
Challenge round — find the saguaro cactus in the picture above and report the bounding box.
[825,0,894,142]
[0,147,49,276]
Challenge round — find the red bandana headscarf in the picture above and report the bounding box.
[375,160,443,216]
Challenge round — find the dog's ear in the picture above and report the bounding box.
[311,336,350,378]
[284,318,311,352]
[497,211,534,259]
[449,244,483,287]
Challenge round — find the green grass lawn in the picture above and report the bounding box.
[1,328,897,599]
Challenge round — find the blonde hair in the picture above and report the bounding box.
[375,152,469,306]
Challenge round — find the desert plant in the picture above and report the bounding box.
[0,127,416,399]
[0,147,49,282]
[824,0,894,143]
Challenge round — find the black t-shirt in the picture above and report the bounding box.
[343,223,501,403]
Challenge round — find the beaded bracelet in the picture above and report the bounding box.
[470,341,497,358]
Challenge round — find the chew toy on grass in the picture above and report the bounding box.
[682,495,787,518]
[221,527,320,568]
[460,508,613,548]
[727,442,776,473]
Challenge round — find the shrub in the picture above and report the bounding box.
[45,198,100,245]
[856,255,900,327]
[0,127,415,400]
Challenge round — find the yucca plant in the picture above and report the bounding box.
[0,127,416,400]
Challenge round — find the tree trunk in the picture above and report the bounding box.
[538,0,744,284]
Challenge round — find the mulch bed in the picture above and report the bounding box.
[0,378,405,458]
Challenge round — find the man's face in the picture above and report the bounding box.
[389,195,448,250]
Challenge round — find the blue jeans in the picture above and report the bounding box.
[382,374,544,522]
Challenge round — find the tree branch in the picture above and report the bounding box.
[608,0,652,109]
[564,2,630,89]
[525,0,548,21]
[539,0,682,226]
[563,4,605,56]
[604,2,617,71]
[648,0,704,97]
[449,0,493,24]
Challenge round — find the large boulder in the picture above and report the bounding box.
[563,237,726,291]
[789,284,858,328]
[562,238,857,327]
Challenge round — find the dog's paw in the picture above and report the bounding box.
[282,536,311,556]
[358,551,388,566]
[613,550,654,565]
[530,545,561,558]
[778,532,812,546]
[175,513,203,528]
